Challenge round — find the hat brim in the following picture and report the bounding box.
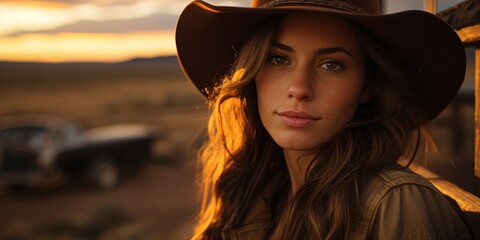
[175,1,465,121]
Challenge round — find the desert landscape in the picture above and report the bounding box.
[0,56,208,239]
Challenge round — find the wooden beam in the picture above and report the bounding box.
[476,47,480,178]
[457,24,480,46]
[456,24,480,178]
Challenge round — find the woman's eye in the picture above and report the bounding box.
[319,61,344,71]
[266,55,289,66]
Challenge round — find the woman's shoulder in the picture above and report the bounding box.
[364,168,435,196]
[360,167,441,221]
[372,167,432,186]
[360,168,439,211]
[354,168,473,240]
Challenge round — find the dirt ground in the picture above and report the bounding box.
[0,161,198,240]
[0,59,207,239]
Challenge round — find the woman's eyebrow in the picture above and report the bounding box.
[272,41,293,52]
[317,47,354,58]
[272,41,354,58]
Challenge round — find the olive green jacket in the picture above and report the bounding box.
[221,169,473,240]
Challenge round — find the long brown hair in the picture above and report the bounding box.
[192,15,427,239]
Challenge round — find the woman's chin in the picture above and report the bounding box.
[274,139,324,152]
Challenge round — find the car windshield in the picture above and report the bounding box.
[0,127,48,143]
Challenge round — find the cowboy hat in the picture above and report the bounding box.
[175,0,466,121]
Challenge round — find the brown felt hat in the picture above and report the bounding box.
[175,0,466,121]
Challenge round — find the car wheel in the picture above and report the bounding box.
[87,156,120,190]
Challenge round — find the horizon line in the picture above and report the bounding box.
[0,55,178,64]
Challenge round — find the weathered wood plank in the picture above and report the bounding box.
[438,0,480,29]
[457,24,480,45]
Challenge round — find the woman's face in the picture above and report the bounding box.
[255,14,369,153]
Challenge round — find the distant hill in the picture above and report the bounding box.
[0,56,185,85]
[0,55,179,66]
[123,56,179,64]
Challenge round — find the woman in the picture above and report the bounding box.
[176,0,473,239]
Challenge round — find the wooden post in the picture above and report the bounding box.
[424,0,436,14]
[476,48,480,177]
[436,0,480,179]
[456,23,480,177]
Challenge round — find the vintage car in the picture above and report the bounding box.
[0,119,158,190]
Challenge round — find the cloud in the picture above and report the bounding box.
[78,0,246,7]
[7,11,178,36]
[0,0,185,36]
[7,0,150,7]
[3,0,248,37]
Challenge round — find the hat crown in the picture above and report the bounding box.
[251,0,380,14]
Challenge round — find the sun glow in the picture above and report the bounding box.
[0,1,171,36]
[2,0,71,8]
[0,0,246,62]
[0,3,74,35]
[0,31,176,62]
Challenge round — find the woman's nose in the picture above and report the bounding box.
[287,67,314,101]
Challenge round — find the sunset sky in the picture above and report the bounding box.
[0,0,462,63]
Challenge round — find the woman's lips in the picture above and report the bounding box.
[276,110,320,128]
